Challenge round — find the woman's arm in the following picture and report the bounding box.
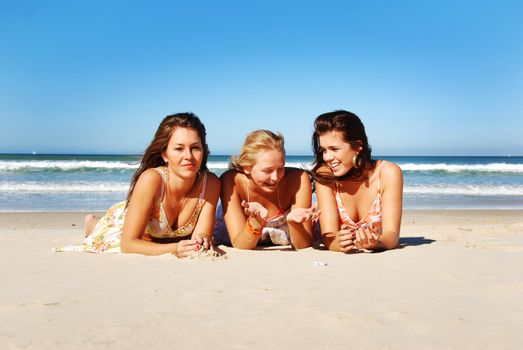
[316,180,347,252]
[190,173,221,249]
[120,169,198,256]
[220,171,261,250]
[376,162,403,250]
[286,170,314,249]
[354,162,403,251]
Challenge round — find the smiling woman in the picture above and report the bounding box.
[78,113,221,257]
[214,130,319,250]
[312,110,403,253]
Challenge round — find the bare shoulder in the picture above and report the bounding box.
[315,179,333,193]
[205,171,220,183]
[314,164,331,176]
[131,168,163,202]
[202,172,220,204]
[219,170,245,193]
[378,161,403,184]
[204,171,221,189]
[219,169,237,183]
[137,168,163,187]
[284,167,309,181]
[312,165,335,191]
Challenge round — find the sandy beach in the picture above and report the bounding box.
[1,210,522,349]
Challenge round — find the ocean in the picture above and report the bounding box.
[1,154,522,211]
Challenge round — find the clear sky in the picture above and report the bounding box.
[1,0,522,156]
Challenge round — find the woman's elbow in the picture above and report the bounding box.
[120,239,134,254]
[380,234,399,250]
[231,241,256,250]
[292,240,312,250]
[321,236,339,252]
[231,236,257,250]
[232,243,256,250]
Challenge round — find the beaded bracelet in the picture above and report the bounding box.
[246,216,264,236]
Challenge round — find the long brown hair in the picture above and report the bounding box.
[126,113,209,203]
[311,110,376,185]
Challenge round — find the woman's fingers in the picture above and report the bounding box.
[339,230,357,252]
[311,208,321,223]
[174,239,201,258]
[353,225,379,250]
[241,200,254,216]
[201,236,210,250]
[242,201,268,220]
[287,208,311,223]
[354,227,363,242]
[337,227,356,248]
[341,244,358,253]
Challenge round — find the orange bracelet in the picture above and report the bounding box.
[246,216,264,236]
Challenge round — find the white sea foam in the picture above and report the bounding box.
[404,184,523,196]
[207,161,312,170]
[399,162,523,173]
[0,160,312,172]
[2,181,522,196]
[285,162,313,169]
[2,159,522,173]
[0,160,138,171]
[212,161,520,173]
[207,162,229,169]
[0,182,129,192]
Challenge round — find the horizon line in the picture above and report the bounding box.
[1,153,521,158]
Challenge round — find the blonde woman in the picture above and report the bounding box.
[214,130,319,250]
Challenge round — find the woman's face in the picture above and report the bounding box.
[246,149,285,193]
[162,127,203,179]
[319,130,360,177]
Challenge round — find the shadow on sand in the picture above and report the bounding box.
[398,236,435,248]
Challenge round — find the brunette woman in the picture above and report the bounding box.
[82,113,220,257]
[312,110,403,252]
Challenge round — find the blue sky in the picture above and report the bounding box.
[1,0,522,156]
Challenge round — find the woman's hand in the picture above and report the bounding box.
[286,204,321,224]
[241,200,268,222]
[337,224,358,253]
[354,224,381,250]
[172,239,201,258]
[193,236,211,250]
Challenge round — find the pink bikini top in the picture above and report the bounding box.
[335,161,385,234]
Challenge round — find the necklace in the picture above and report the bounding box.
[164,167,198,230]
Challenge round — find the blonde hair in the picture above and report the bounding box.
[229,130,285,173]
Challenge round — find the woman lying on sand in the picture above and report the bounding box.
[312,110,403,252]
[214,130,319,249]
[82,113,220,257]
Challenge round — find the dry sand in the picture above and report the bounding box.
[1,210,522,349]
